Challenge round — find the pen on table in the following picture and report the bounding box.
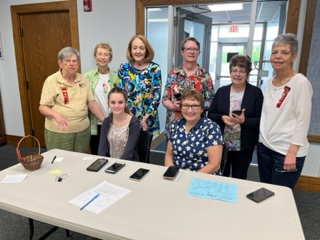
[80,193,100,211]
[51,156,57,164]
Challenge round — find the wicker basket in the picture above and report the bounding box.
[16,135,44,171]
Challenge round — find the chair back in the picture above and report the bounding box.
[215,144,228,176]
[137,130,152,162]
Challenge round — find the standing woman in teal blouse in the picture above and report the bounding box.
[84,42,117,155]
[117,35,162,162]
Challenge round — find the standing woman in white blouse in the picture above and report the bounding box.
[257,33,313,189]
[84,42,117,155]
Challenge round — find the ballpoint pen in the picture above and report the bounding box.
[80,193,100,211]
[51,156,57,164]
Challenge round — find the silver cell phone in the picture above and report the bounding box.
[105,161,126,174]
[247,187,275,203]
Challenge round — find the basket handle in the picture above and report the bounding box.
[16,135,41,161]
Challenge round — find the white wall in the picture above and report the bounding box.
[77,0,135,73]
[302,143,320,176]
[0,0,319,177]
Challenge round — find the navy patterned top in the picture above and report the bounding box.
[169,116,223,171]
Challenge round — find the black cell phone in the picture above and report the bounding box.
[129,168,150,181]
[86,158,108,172]
[174,93,182,101]
[163,166,180,180]
[105,161,126,174]
[247,187,275,203]
[232,110,242,116]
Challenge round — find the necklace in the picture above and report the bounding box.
[272,72,295,91]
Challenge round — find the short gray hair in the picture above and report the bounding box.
[181,37,200,51]
[273,33,298,55]
[58,47,80,62]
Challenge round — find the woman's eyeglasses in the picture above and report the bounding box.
[231,69,246,75]
[184,48,199,53]
[181,104,201,110]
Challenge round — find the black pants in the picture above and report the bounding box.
[223,148,254,180]
[89,125,102,155]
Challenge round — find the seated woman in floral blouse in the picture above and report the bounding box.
[164,90,223,173]
[98,87,140,161]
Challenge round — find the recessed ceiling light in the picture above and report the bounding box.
[147,8,162,12]
[208,3,243,12]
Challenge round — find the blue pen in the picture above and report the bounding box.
[80,193,100,211]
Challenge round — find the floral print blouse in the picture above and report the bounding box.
[117,61,162,135]
[162,65,214,135]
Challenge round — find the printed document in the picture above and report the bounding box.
[70,181,131,214]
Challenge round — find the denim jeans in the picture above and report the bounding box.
[257,142,305,189]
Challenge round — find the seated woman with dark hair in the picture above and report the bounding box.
[164,90,223,173]
[98,87,140,161]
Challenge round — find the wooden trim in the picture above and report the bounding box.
[308,135,320,143]
[5,135,23,146]
[285,0,300,35]
[10,0,79,147]
[137,0,300,35]
[10,7,30,145]
[298,0,316,75]
[136,0,145,35]
[295,175,320,192]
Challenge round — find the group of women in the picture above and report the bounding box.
[39,33,312,189]
[39,34,160,163]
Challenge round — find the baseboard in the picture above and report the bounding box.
[295,175,320,192]
[5,135,35,148]
[5,135,22,146]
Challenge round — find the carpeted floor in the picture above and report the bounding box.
[1,144,320,239]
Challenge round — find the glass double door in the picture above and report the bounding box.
[175,8,212,71]
[215,43,246,89]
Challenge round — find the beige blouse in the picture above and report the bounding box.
[108,123,129,159]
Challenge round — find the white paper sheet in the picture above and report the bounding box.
[69,181,131,214]
[1,174,28,183]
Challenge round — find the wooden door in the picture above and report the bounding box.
[20,12,71,146]
[11,1,79,147]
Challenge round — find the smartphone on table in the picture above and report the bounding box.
[163,166,180,180]
[129,168,150,181]
[105,161,126,174]
[247,187,275,203]
[86,158,108,172]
